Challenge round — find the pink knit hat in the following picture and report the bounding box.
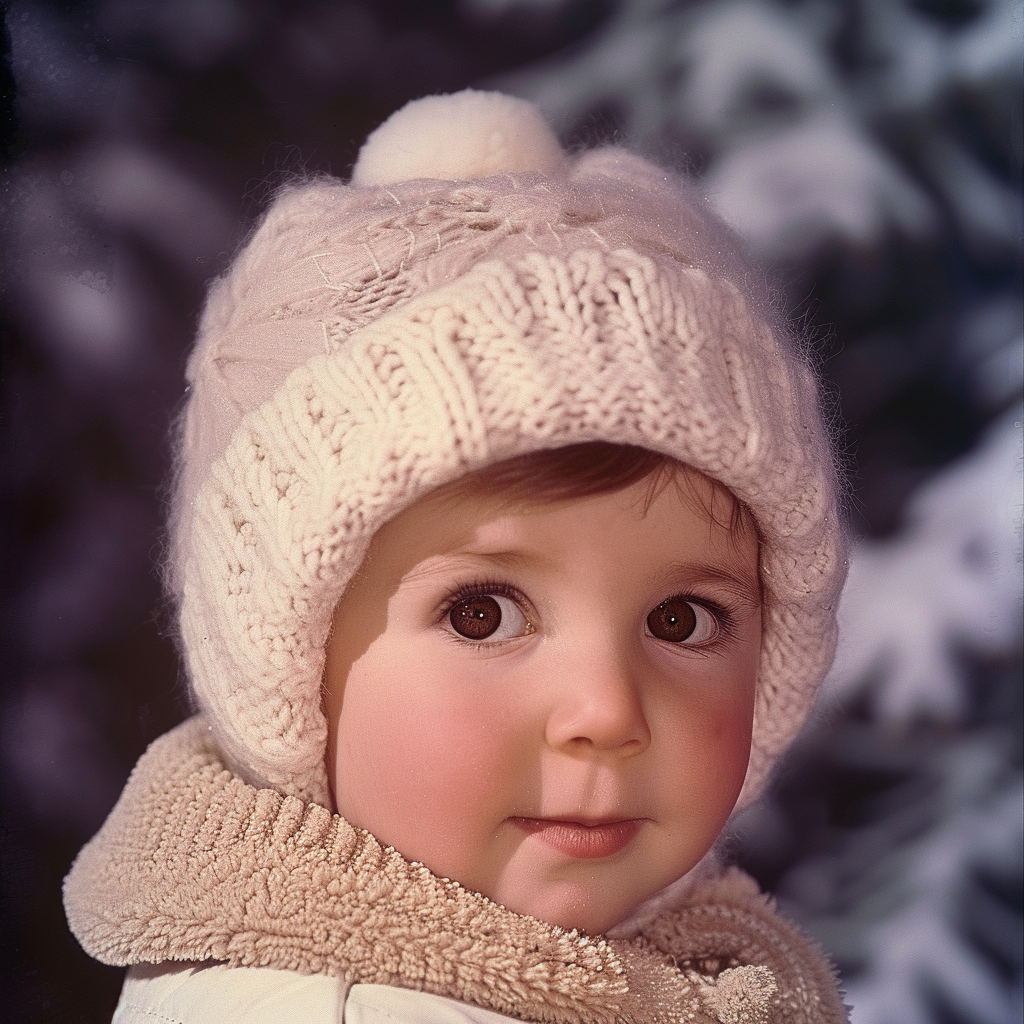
[170,90,846,809]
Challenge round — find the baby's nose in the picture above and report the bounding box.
[544,643,651,756]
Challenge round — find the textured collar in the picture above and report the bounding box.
[64,718,846,1024]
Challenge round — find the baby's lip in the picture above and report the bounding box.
[508,816,646,859]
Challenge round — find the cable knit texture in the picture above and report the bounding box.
[168,91,846,806]
[64,719,848,1024]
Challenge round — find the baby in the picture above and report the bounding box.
[65,91,849,1023]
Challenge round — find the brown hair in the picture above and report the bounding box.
[431,442,756,540]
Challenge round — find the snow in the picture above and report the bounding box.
[825,408,1023,724]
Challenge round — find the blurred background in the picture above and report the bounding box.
[0,1,1020,1021]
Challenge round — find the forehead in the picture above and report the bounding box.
[365,467,759,589]
[430,462,754,544]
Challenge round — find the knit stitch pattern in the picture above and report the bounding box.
[171,127,845,807]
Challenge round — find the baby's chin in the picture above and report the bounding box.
[485,867,673,937]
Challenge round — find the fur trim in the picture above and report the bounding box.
[65,719,848,1024]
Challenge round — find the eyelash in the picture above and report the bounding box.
[437,579,533,647]
[438,578,528,613]
[651,595,739,654]
[437,580,740,651]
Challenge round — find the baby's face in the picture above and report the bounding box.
[323,470,760,935]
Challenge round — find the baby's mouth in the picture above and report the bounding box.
[509,816,644,859]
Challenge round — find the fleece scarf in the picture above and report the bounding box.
[64,718,847,1024]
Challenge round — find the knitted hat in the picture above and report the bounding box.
[171,89,846,810]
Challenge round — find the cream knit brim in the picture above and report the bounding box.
[180,244,844,808]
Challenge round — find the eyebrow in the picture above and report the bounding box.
[659,562,762,605]
[401,551,761,603]
[399,549,553,587]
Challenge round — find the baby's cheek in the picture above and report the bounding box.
[657,678,755,823]
[707,691,755,758]
[691,657,758,753]
[335,662,518,869]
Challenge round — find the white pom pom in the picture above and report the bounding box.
[352,89,566,187]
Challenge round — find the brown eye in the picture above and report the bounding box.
[447,593,532,642]
[647,598,705,643]
[449,596,504,640]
